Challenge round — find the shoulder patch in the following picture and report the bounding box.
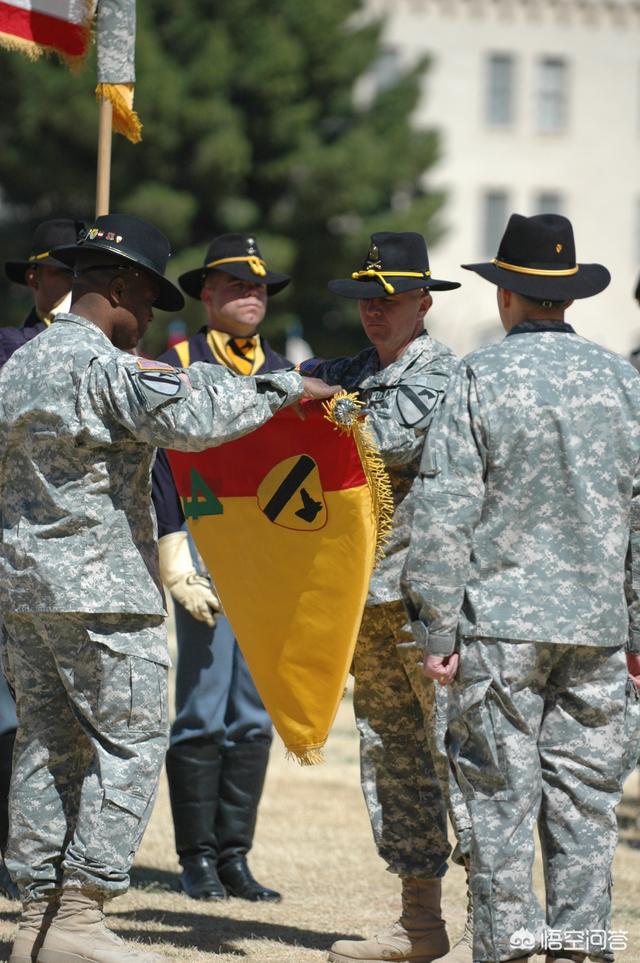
[130,366,190,411]
[393,375,449,429]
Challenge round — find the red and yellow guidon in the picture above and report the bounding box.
[168,400,378,763]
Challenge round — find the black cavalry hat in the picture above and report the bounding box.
[329,232,460,299]
[462,213,610,301]
[53,213,184,312]
[179,233,291,299]
[5,218,86,285]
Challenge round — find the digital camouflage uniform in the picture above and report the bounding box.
[0,311,302,902]
[302,331,469,880]
[96,0,136,86]
[0,308,46,899]
[0,308,46,369]
[403,322,640,961]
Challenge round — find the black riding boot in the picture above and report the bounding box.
[165,739,227,900]
[0,729,19,900]
[216,740,281,902]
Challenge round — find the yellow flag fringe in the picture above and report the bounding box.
[324,391,394,564]
[0,0,94,70]
[0,31,41,59]
[285,747,326,766]
[95,82,142,143]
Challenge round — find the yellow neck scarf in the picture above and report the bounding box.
[207,328,265,375]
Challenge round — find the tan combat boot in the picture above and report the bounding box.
[434,873,473,963]
[328,877,450,963]
[9,897,59,963]
[37,890,167,963]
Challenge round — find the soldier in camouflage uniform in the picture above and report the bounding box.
[0,219,86,902]
[299,232,468,963]
[403,213,640,963]
[630,273,640,372]
[0,213,336,963]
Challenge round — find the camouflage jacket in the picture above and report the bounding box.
[301,332,457,604]
[0,308,46,369]
[0,313,302,620]
[402,322,640,654]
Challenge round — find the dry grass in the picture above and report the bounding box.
[0,682,639,961]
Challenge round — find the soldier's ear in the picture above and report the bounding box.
[418,291,433,319]
[24,266,38,291]
[108,274,127,305]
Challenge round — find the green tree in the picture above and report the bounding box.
[0,0,445,357]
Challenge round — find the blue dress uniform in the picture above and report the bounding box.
[152,325,288,902]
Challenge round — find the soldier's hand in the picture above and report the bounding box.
[626,652,640,687]
[170,572,221,627]
[300,376,342,401]
[424,652,459,686]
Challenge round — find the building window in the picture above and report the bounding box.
[371,45,402,94]
[534,191,564,215]
[486,53,515,126]
[483,190,509,258]
[536,57,568,132]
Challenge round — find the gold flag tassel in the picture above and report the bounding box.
[285,747,326,767]
[323,391,394,564]
[95,82,142,143]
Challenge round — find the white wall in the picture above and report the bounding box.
[366,0,640,357]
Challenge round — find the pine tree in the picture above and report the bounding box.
[0,1,444,356]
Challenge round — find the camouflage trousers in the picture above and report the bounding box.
[1,612,169,903]
[448,637,640,963]
[353,601,457,879]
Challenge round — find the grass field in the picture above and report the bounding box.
[0,675,639,961]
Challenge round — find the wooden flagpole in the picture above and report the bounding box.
[95,96,113,217]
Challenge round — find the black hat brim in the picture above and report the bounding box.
[462,261,611,301]
[328,276,460,299]
[5,255,72,285]
[53,242,185,312]
[179,263,291,300]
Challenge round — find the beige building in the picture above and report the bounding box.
[363,0,640,356]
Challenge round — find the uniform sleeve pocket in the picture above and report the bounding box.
[419,435,439,477]
[102,785,148,818]
[129,657,168,733]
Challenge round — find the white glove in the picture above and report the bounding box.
[158,531,221,627]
